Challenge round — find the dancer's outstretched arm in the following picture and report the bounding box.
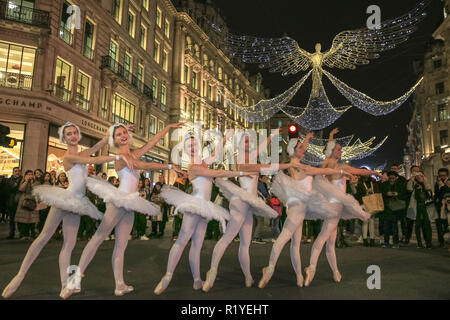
[132,160,186,177]
[132,122,184,158]
[189,165,257,179]
[340,165,381,177]
[302,165,353,179]
[65,154,134,169]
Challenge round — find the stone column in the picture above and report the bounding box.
[21,118,49,172]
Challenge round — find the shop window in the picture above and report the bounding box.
[0,41,36,90]
[0,122,25,177]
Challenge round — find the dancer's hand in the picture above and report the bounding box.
[342,171,354,180]
[244,172,260,177]
[125,124,135,132]
[167,122,185,130]
[290,161,303,170]
[329,128,339,141]
[172,165,187,178]
[305,132,314,140]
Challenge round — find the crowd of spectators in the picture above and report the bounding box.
[1,164,449,252]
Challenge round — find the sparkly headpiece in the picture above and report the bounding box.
[324,140,337,158]
[108,123,128,147]
[58,122,81,144]
[287,138,300,157]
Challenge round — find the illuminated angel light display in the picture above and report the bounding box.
[214,1,429,130]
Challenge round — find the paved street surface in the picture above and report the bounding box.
[0,220,449,300]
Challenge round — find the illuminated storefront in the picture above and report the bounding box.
[0,121,25,176]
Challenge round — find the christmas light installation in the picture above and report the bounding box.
[211,1,429,129]
[296,134,389,166]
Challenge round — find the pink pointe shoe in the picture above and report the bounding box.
[258,265,274,289]
[2,274,24,299]
[202,268,217,293]
[193,278,203,290]
[333,271,342,283]
[154,273,172,295]
[304,265,316,287]
[296,273,304,288]
[114,282,134,296]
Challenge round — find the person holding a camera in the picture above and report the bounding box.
[407,171,436,249]
[14,170,40,240]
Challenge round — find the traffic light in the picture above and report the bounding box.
[0,124,17,148]
[288,123,298,139]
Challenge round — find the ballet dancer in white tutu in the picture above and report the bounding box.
[2,122,133,298]
[154,134,257,295]
[202,131,306,292]
[303,128,381,286]
[258,132,353,288]
[60,123,185,298]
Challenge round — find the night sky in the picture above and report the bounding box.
[213,0,444,169]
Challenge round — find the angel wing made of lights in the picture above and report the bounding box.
[214,1,429,129]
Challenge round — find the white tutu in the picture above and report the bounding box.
[271,171,338,220]
[215,178,278,218]
[161,185,230,232]
[86,176,160,216]
[32,185,103,220]
[312,175,370,221]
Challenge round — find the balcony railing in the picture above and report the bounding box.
[59,24,73,46]
[0,1,50,28]
[75,94,90,111]
[101,55,153,99]
[0,71,32,90]
[54,84,72,103]
[112,114,133,125]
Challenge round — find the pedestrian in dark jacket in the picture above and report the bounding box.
[5,167,22,239]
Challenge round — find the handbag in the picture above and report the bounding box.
[362,193,384,214]
[22,196,37,211]
[388,198,406,211]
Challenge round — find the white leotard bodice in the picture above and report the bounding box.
[117,167,140,193]
[329,176,346,203]
[286,175,313,206]
[297,175,313,191]
[66,163,88,196]
[191,176,213,201]
[239,175,258,194]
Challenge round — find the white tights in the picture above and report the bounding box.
[209,199,253,282]
[164,212,208,287]
[78,203,134,289]
[307,203,342,274]
[267,203,306,277]
[4,207,80,293]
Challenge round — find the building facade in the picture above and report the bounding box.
[411,0,450,180]
[169,0,268,152]
[0,0,269,181]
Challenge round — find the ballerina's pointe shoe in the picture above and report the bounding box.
[333,271,342,283]
[2,274,24,299]
[245,276,254,288]
[154,273,172,295]
[202,268,217,292]
[114,283,134,296]
[258,265,274,289]
[296,274,304,288]
[193,278,203,290]
[59,273,83,299]
[304,266,316,287]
